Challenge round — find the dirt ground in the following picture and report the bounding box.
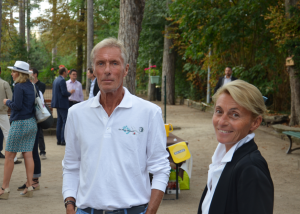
[1,99,300,214]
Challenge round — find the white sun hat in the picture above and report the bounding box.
[7,61,32,74]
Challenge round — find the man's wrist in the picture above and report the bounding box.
[64,197,76,210]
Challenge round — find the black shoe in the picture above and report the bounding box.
[57,141,61,145]
[14,160,22,164]
[61,141,66,146]
[0,152,5,158]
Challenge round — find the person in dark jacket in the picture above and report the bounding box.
[86,67,99,99]
[198,80,274,214]
[51,67,74,146]
[214,66,238,94]
[0,61,38,199]
[31,68,47,159]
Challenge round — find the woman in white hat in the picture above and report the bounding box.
[0,61,38,199]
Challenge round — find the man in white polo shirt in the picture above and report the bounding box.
[62,38,170,214]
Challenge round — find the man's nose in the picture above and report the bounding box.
[104,62,111,74]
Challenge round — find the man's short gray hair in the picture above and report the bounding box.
[90,38,128,68]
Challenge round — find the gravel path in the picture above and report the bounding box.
[1,99,299,214]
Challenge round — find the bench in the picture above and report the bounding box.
[201,102,209,112]
[282,131,300,154]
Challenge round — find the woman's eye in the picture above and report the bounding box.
[232,113,239,118]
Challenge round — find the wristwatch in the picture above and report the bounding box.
[64,200,76,210]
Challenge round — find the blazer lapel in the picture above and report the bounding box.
[208,140,257,213]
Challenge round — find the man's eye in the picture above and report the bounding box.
[215,110,222,114]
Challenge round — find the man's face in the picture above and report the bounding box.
[225,67,232,78]
[93,47,129,93]
[86,70,93,79]
[70,71,77,82]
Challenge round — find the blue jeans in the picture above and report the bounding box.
[56,108,68,143]
[76,206,147,214]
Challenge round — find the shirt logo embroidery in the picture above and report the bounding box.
[119,126,144,135]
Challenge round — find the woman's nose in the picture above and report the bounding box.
[218,114,229,126]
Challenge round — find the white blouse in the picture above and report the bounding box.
[201,133,255,214]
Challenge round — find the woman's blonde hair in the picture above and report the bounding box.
[14,71,33,83]
[212,80,266,118]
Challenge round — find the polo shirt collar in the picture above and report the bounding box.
[90,87,132,108]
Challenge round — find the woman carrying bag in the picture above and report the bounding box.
[0,61,38,199]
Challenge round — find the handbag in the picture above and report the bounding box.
[33,83,51,123]
[39,104,54,129]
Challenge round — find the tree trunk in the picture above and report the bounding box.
[285,0,300,126]
[52,0,57,66]
[0,0,2,59]
[147,60,156,101]
[161,25,175,105]
[86,0,94,96]
[26,0,30,53]
[118,0,145,95]
[76,1,85,82]
[19,0,25,42]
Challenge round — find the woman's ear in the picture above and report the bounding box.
[250,116,263,132]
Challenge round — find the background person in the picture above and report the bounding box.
[18,68,47,160]
[17,70,46,192]
[0,67,20,164]
[198,80,274,214]
[86,67,99,99]
[51,67,75,146]
[66,69,84,108]
[0,61,38,199]
[214,66,237,94]
[63,38,170,214]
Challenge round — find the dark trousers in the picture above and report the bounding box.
[38,129,46,155]
[69,101,79,108]
[56,108,68,143]
[0,128,3,152]
[33,125,41,177]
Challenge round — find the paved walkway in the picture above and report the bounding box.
[1,100,300,213]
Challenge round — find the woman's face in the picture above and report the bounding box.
[213,93,262,152]
[11,70,19,81]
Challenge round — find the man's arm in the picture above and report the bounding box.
[62,110,81,213]
[40,82,46,94]
[146,108,170,213]
[4,81,12,100]
[59,80,72,97]
[214,77,222,94]
[65,197,76,214]
[145,189,164,214]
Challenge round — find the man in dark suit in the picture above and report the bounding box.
[214,66,237,94]
[51,67,75,146]
[31,68,47,159]
[86,67,100,99]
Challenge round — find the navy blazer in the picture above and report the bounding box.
[214,76,238,94]
[198,140,274,214]
[51,76,71,109]
[6,80,37,122]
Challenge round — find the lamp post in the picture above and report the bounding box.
[206,0,213,104]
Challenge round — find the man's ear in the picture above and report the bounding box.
[123,64,129,77]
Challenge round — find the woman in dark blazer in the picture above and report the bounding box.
[198,80,274,214]
[0,61,37,200]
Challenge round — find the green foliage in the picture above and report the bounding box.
[168,0,290,110]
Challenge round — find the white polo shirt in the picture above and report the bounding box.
[62,87,170,210]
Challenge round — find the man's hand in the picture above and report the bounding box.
[66,204,76,214]
[145,189,164,214]
[65,197,76,214]
[70,89,75,94]
[3,99,8,105]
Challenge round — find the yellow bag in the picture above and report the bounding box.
[168,141,191,163]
